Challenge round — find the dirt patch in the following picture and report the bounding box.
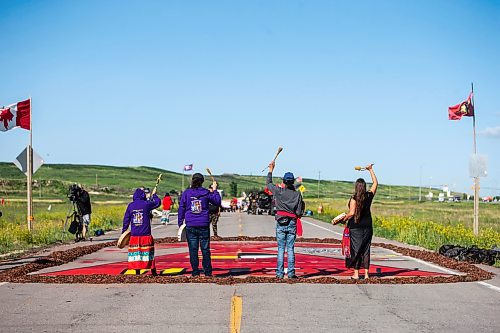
[0,237,493,284]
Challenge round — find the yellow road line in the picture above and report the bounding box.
[230,295,243,333]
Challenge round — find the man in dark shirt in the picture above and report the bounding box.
[75,186,92,240]
[266,161,304,279]
[208,185,222,237]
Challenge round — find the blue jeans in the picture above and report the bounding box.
[186,226,212,276]
[276,220,297,278]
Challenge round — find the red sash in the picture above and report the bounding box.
[276,211,303,237]
[341,227,351,257]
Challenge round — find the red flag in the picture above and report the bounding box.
[0,99,30,132]
[448,93,474,120]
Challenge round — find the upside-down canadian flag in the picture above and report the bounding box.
[0,99,30,132]
[448,93,474,120]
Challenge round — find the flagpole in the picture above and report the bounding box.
[471,82,479,236]
[27,96,33,232]
[182,168,185,192]
[472,82,477,154]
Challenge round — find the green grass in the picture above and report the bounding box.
[1,162,452,201]
[0,202,126,254]
[2,162,497,256]
[307,199,500,251]
[307,199,500,232]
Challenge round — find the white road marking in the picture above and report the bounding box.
[302,219,466,277]
[407,257,460,275]
[301,219,343,236]
[477,281,500,293]
[0,282,8,287]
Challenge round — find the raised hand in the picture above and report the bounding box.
[269,161,276,172]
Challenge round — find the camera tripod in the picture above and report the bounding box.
[62,201,84,242]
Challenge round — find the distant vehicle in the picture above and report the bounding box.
[257,191,273,215]
[483,196,493,203]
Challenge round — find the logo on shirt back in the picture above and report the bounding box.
[132,209,144,225]
[190,197,202,214]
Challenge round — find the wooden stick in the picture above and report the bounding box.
[151,173,162,196]
[206,168,216,182]
[262,147,283,172]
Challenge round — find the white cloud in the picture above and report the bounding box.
[479,126,500,138]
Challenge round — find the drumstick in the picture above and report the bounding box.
[354,163,374,171]
[206,168,216,182]
[151,173,162,195]
[262,146,284,172]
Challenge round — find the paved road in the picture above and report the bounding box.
[0,212,499,332]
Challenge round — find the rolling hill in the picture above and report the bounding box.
[0,162,451,201]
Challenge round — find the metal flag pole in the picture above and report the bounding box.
[27,96,33,232]
[471,82,479,236]
[181,167,185,192]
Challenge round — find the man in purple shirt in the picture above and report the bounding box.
[178,173,221,277]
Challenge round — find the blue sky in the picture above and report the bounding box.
[1,0,499,196]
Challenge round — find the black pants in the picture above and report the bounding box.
[346,228,373,270]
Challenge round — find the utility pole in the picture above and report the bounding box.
[317,171,321,199]
[419,165,422,202]
[471,83,480,236]
[27,96,33,232]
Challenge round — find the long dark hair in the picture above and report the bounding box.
[284,180,295,190]
[191,178,203,188]
[191,173,204,189]
[353,178,367,223]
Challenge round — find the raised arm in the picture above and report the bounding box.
[146,193,161,210]
[208,181,222,206]
[266,161,278,193]
[366,164,378,195]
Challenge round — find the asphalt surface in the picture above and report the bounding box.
[0,212,499,332]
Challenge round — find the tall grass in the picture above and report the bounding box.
[0,203,126,254]
[372,216,499,250]
[307,199,500,251]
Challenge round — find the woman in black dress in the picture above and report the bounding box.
[333,164,378,279]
